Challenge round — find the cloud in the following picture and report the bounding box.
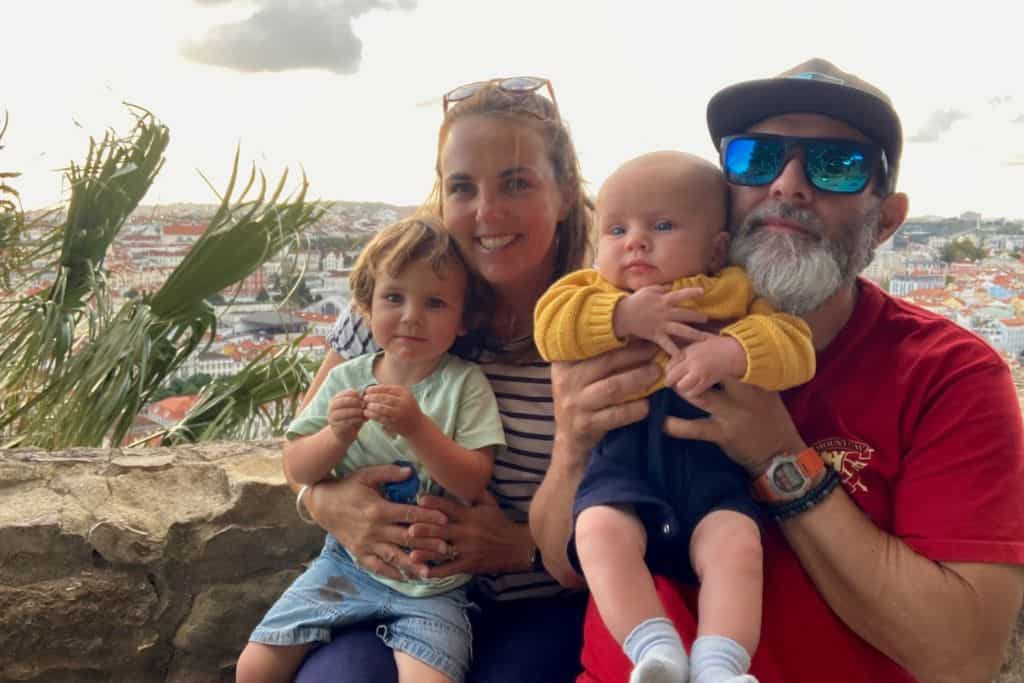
[181,0,417,74]
[908,109,968,143]
[989,95,1014,106]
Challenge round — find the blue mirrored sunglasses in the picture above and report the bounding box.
[721,134,888,194]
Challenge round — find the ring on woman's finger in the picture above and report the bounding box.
[446,542,459,562]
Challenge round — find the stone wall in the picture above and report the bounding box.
[0,442,323,682]
[0,442,1021,682]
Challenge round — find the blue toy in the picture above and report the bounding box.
[383,459,420,504]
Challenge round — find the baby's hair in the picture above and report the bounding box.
[348,213,492,333]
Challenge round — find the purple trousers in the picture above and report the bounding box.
[294,591,587,682]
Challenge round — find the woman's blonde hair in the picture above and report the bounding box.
[348,213,492,334]
[425,83,593,283]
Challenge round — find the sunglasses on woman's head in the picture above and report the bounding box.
[720,133,888,194]
[442,76,559,117]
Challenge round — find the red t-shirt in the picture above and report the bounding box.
[578,279,1024,682]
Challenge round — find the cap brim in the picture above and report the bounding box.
[707,78,902,165]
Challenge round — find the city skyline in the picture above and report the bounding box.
[4,1,1023,219]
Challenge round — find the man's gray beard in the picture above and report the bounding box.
[729,202,880,315]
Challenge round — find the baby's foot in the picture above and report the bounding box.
[704,675,757,683]
[629,648,687,683]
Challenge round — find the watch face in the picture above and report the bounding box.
[772,461,806,494]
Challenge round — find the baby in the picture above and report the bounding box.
[237,214,505,683]
[535,151,815,683]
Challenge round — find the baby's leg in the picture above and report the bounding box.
[576,504,687,683]
[394,651,455,683]
[235,641,313,683]
[689,509,763,683]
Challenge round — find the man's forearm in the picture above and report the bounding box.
[530,436,587,588]
[782,489,1023,682]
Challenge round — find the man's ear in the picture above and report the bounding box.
[876,192,909,246]
[709,230,730,272]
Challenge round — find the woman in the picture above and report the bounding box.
[292,77,596,682]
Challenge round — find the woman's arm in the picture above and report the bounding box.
[529,344,662,586]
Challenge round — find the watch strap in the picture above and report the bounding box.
[763,466,840,520]
[752,446,826,503]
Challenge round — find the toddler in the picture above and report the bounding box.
[237,214,505,683]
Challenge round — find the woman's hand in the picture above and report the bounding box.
[551,342,661,456]
[306,464,448,580]
[407,491,533,578]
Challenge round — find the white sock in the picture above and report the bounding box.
[689,635,756,683]
[624,617,688,683]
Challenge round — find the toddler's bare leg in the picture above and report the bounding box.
[394,650,455,683]
[235,641,313,683]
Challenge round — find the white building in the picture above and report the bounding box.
[984,318,1024,357]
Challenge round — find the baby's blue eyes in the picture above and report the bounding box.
[606,222,674,236]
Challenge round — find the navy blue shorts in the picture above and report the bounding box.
[570,387,760,584]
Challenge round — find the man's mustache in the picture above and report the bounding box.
[742,202,826,239]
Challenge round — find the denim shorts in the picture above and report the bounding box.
[250,535,475,682]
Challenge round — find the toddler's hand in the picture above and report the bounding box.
[665,336,747,399]
[613,286,708,357]
[362,384,425,437]
[327,389,368,442]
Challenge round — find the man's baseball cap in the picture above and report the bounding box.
[707,58,902,189]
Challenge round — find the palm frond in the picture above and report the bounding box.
[1,108,326,449]
[154,339,317,446]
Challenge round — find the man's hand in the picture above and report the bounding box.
[326,389,367,443]
[661,377,804,474]
[666,335,747,399]
[613,286,708,357]
[363,384,425,437]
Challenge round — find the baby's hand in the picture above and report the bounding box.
[362,384,425,437]
[327,389,368,442]
[613,286,708,357]
[665,336,747,399]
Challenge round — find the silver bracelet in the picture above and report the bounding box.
[295,484,317,525]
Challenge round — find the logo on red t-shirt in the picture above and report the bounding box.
[814,437,875,494]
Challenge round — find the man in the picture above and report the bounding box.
[531,59,1024,682]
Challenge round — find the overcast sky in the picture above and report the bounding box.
[4,0,1023,219]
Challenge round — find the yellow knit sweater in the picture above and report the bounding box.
[533,266,815,394]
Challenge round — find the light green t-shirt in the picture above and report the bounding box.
[287,351,505,596]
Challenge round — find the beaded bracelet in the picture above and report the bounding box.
[295,484,317,525]
[764,467,840,520]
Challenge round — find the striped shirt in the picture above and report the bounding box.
[327,306,573,601]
